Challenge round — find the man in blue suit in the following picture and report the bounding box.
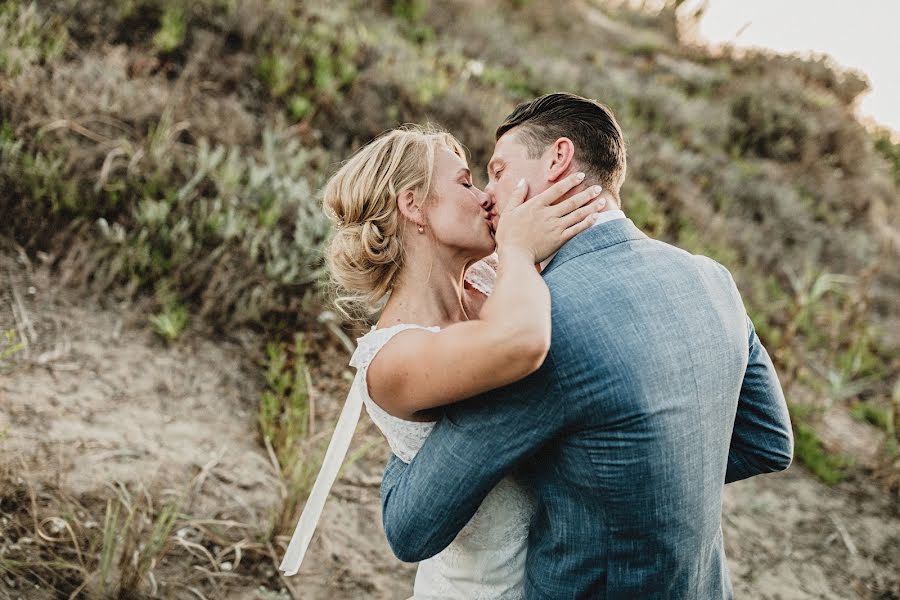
[380,92,793,598]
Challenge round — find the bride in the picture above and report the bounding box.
[279,125,605,597]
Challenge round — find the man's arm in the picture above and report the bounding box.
[725,315,794,483]
[380,359,562,562]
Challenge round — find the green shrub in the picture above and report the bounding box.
[480,65,541,100]
[676,219,739,268]
[0,1,67,76]
[873,127,900,186]
[793,422,850,485]
[729,89,811,161]
[390,0,433,42]
[0,133,81,239]
[258,333,324,538]
[3,117,330,327]
[0,329,25,368]
[152,4,187,53]
[150,302,189,341]
[623,182,668,238]
[850,401,894,433]
[391,0,428,23]
[257,13,363,118]
[93,127,330,324]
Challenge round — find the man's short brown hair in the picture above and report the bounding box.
[496,92,627,197]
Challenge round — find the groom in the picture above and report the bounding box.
[380,93,793,598]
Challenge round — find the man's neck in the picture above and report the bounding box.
[539,208,627,271]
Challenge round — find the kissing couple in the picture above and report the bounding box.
[279,92,794,599]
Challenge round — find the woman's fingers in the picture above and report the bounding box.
[495,170,607,264]
[551,184,603,218]
[505,178,529,211]
[562,209,601,240]
[533,171,586,206]
[559,197,607,229]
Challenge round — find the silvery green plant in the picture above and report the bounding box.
[92,123,331,325]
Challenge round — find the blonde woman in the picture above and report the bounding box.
[279,125,605,597]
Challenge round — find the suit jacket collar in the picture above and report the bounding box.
[541,217,648,275]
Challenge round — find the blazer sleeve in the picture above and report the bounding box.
[380,357,563,563]
[725,314,794,483]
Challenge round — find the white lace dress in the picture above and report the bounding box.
[351,258,535,599]
[277,257,534,597]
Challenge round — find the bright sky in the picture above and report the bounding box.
[681,0,900,133]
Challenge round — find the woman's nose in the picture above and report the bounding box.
[478,191,493,211]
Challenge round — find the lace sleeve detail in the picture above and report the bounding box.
[349,323,440,370]
[348,327,379,370]
[348,323,441,465]
[464,253,498,296]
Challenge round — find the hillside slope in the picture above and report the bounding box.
[1,0,898,597]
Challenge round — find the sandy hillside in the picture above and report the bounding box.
[1,245,897,599]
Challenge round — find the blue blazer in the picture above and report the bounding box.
[381,218,793,599]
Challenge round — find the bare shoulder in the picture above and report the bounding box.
[365,327,437,417]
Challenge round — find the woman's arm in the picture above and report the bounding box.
[367,173,604,418]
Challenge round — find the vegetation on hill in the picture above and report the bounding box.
[1,0,898,595]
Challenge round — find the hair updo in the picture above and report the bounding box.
[323,124,466,317]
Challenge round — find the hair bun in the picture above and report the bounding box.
[321,125,466,318]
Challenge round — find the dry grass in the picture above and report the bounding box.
[0,452,299,598]
[256,333,321,542]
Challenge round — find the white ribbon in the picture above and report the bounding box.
[278,374,364,576]
[276,318,451,575]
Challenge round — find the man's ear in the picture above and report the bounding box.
[397,189,425,227]
[545,137,575,183]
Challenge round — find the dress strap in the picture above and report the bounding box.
[278,322,439,577]
[278,373,364,576]
[349,323,441,371]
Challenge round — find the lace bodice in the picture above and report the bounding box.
[349,323,440,463]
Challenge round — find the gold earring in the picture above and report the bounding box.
[417,224,425,233]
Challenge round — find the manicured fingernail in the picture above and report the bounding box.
[517,178,526,187]
[592,185,603,194]
[576,172,585,180]
[596,198,607,209]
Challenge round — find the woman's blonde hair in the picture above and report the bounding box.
[323,124,466,317]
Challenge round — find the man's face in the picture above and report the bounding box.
[484,130,551,228]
